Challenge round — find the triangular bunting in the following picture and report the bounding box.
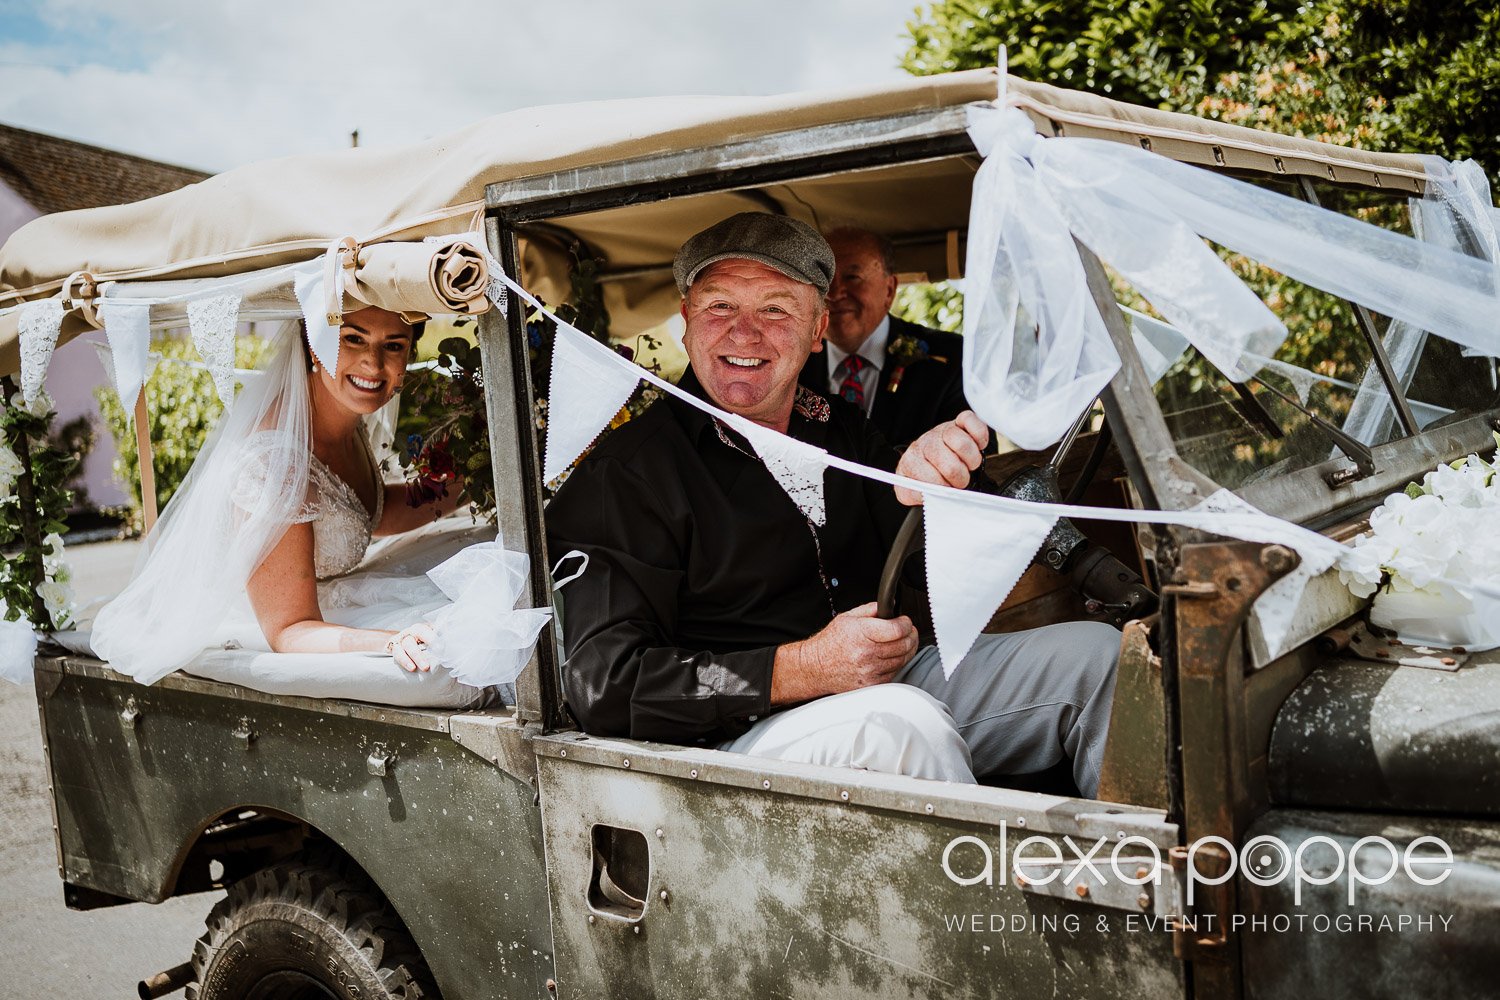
[544,324,641,484]
[188,293,242,409]
[98,299,152,419]
[924,490,1057,678]
[725,414,830,525]
[17,297,64,404]
[293,266,341,376]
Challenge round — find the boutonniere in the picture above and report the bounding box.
[885,333,930,393]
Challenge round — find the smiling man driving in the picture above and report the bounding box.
[545,213,1119,795]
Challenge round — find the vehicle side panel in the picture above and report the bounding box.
[39,663,555,1000]
[1240,809,1500,1000]
[536,744,1185,1000]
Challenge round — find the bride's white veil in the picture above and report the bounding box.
[93,321,314,684]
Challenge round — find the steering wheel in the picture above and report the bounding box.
[874,456,1157,627]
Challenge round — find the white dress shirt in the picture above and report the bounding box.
[823,315,890,416]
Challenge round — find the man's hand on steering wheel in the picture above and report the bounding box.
[894,411,990,506]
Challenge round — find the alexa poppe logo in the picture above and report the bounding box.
[938,823,1458,936]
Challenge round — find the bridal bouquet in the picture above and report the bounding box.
[1338,433,1500,649]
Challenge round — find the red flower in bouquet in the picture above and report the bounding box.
[405,436,459,508]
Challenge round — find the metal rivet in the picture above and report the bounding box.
[632,925,641,935]
[1138,893,1151,909]
[839,790,849,801]
[559,749,566,757]
[1016,817,1027,827]
[655,828,664,839]
[1075,884,1090,899]
[588,914,595,924]
[659,889,669,902]
[453,732,462,743]
[762,779,771,789]
[622,758,631,768]
[689,769,698,779]
[924,803,934,815]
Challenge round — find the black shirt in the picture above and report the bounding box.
[544,369,909,745]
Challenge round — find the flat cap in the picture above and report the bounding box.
[673,213,835,296]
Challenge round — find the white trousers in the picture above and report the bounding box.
[718,621,1120,796]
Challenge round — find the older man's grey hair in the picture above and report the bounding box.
[824,226,898,276]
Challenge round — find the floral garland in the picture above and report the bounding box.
[0,388,77,630]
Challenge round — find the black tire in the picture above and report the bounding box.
[185,853,439,1000]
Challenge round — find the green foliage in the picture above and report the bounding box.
[893,281,965,332]
[392,326,496,523]
[903,1,1500,183]
[901,0,1498,428]
[902,0,1305,104]
[0,390,78,629]
[95,334,273,525]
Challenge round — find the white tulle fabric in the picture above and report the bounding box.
[962,102,1500,451]
[93,322,320,684]
[961,108,1121,450]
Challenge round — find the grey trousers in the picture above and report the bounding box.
[718,621,1120,797]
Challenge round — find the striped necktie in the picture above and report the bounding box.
[833,354,867,409]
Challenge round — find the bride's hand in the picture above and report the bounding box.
[386,623,439,672]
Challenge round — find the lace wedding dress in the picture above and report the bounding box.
[90,322,549,705]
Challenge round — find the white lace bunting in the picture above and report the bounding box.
[17,297,64,404]
[725,414,830,525]
[924,489,1058,679]
[544,324,641,485]
[98,299,152,418]
[188,293,242,409]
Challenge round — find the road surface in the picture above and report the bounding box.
[0,539,218,994]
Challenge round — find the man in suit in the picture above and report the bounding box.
[799,227,971,447]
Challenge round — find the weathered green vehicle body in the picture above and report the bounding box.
[29,72,1500,998]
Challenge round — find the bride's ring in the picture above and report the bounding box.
[385,628,427,655]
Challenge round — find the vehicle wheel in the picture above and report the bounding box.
[185,853,439,1000]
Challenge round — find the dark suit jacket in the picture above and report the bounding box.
[799,316,970,447]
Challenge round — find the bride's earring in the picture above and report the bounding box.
[311,362,319,373]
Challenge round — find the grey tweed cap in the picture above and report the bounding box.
[672,213,836,296]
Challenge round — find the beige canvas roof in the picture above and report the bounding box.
[0,69,1433,371]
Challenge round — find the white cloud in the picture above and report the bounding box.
[0,0,924,171]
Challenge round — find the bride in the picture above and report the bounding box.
[92,306,515,688]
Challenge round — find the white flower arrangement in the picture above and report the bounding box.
[0,443,23,499]
[1340,441,1500,599]
[1338,434,1500,649]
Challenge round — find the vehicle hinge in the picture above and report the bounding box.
[449,715,540,788]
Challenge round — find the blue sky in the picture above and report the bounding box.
[0,0,928,171]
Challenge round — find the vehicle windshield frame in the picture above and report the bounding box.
[481,102,1494,729]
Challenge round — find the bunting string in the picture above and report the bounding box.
[500,269,1500,677]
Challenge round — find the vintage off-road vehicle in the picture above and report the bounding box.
[3,69,1497,998]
